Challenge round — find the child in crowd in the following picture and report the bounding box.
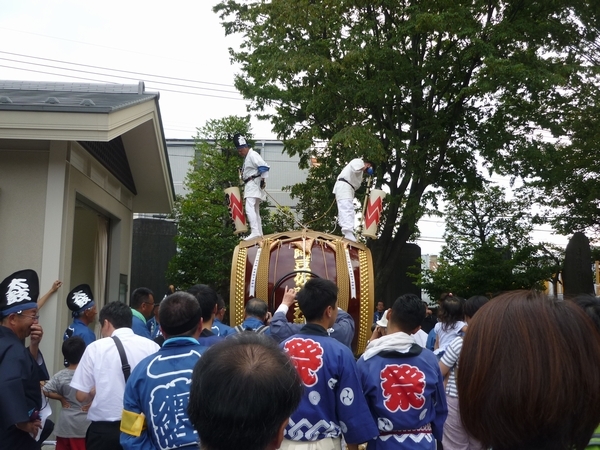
[433,293,466,358]
[43,336,91,450]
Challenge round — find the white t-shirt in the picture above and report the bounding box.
[332,158,366,200]
[433,320,466,355]
[70,327,160,421]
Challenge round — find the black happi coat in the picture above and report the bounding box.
[0,325,49,449]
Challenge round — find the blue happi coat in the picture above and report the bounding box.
[280,324,378,445]
[63,317,96,345]
[356,336,447,450]
[0,326,49,450]
[210,318,236,337]
[120,337,203,450]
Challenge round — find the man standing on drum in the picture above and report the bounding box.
[235,133,270,240]
[333,158,374,242]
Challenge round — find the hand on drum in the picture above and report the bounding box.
[282,286,297,307]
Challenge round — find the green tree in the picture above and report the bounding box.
[521,136,600,238]
[538,243,566,298]
[214,0,600,296]
[420,186,556,298]
[167,116,296,296]
[441,186,533,262]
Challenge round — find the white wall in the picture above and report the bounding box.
[0,143,50,275]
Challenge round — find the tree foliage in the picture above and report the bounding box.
[441,186,533,262]
[521,136,600,238]
[214,0,600,297]
[420,185,560,298]
[166,116,295,297]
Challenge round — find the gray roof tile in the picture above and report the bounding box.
[0,80,157,113]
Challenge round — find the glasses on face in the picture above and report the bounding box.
[17,312,40,321]
[143,301,155,307]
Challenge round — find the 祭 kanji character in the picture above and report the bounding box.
[283,337,324,387]
[380,364,426,412]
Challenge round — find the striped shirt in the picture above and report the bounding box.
[440,336,462,398]
[588,424,600,448]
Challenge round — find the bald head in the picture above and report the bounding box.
[245,298,268,321]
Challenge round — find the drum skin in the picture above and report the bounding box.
[229,229,374,354]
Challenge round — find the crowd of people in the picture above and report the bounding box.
[2,267,600,450]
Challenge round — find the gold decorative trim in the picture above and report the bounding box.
[292,241,311,324]
[357,249,371,354]
[335,240,350,311]
[256,239,271,302]
[229,246,247,327]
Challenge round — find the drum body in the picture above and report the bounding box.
[230,229,374,353]
[224,186,248,235]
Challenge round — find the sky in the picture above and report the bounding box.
[0,0,570,254]
[0,0,273,139]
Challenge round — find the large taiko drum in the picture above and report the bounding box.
[229,229,375,354]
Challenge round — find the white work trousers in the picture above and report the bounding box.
[336,197,356,241]
[245,197,263,237]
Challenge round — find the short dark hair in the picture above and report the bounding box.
[245,298,268,320]
[216,295,226,311]
[572,294,600,332]
[458,290,600,450]
[464,295,490,318]
[187,284,218,322]
[296,278,337,322]
[130,287,154,309]
[188,333,303,450]
[99,301,132,329]
[62,336,86,365]
[390,293,425,331]
[159,292,202,338]
[437,294,464,331]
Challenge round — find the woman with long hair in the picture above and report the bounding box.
[458,291,600,450]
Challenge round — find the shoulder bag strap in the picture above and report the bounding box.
[111,336,131,382]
